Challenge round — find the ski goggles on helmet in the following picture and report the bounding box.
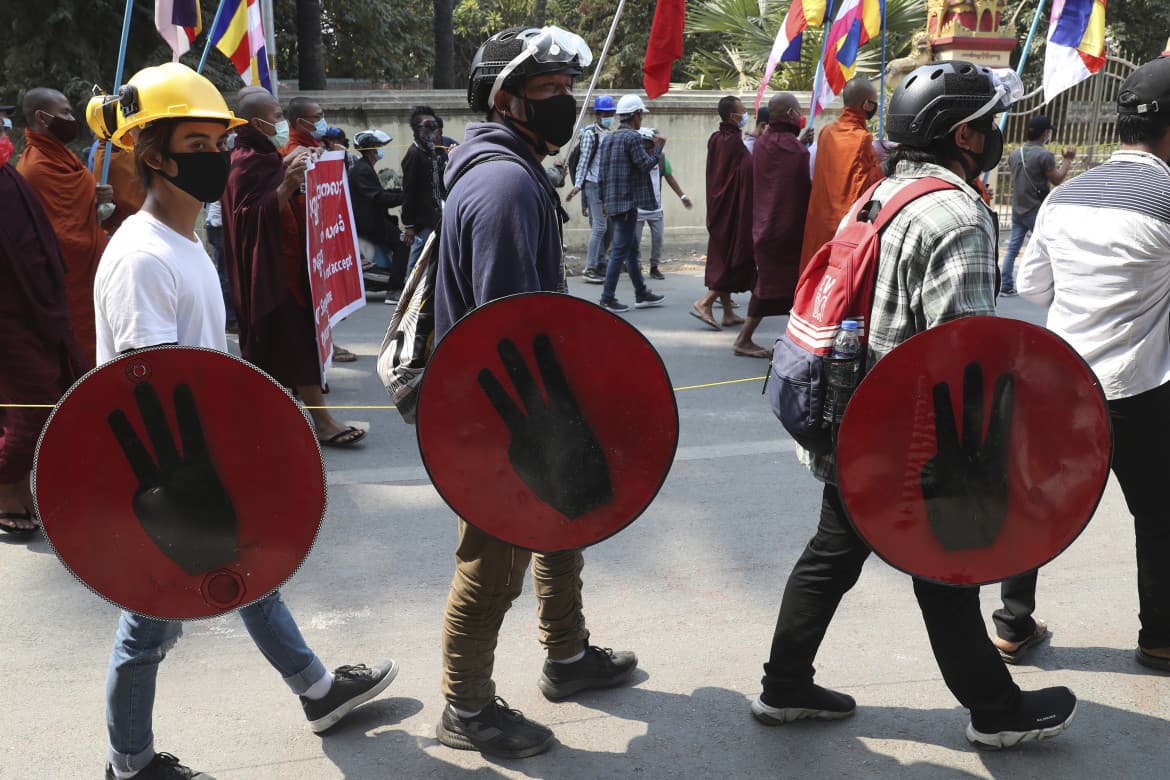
[488,26,594,107]
[948,68,1025,131]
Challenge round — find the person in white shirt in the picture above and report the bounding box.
[91,63,396,780]
[1016,55,1170,674]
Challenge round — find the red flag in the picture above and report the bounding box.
[643,0,685,99]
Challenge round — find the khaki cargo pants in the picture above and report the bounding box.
[441,519,588,712]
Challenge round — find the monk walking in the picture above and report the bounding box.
[800,77,883,269]
[734,93,811,358]
[693,96,755,331]
[91,140,146,235]
[17,88,113,364]
[0,166,88,536]
[223,90,366,447]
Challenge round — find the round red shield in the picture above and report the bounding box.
[836,317,1111,585]
[34,347,325,619]
[416,292,678,552]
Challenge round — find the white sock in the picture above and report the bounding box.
[552,649,586,664]
[302,670,335,700]
[452,705,482,719]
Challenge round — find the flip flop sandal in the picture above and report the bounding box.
[332,346,359,363]
[689,305,721,331]
[998,622,1049,664]
[722,315,747,327]
[1135,648,1170,673]
[0,511,39,537]
[318,426,367,448]
[733,346,771,359]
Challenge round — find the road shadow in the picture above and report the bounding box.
[1016,643,1170,678]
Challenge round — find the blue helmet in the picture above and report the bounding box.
[594,94,616,112]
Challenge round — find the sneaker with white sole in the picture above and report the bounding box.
[751,685,856,725]
[967,686,1076,749]
[599,298,630,313]
[582,269,605,284]
[300,659,399,733]
[635,291,665,308]
[105,752,213,779]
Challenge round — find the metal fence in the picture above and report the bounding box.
[988,52,1140,229]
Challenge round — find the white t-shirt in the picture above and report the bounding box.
[94,211,228,365]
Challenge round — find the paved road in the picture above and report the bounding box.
[3,269,1167,779]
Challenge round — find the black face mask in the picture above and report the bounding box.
[158,151,232,202]
[514,94,577,153]
[40,112,79,144]
[957,125,1004,183]
[863,101,878,121]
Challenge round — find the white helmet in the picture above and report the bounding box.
[616,94,648,117]
[354,129,392,149]
[637,127,656,140]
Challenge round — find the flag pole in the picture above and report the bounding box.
[99,0,134,190]
[809,0,837,130]
[562,0,627,162]
[261,0,280,98]
[878,0,887,138]
[198,0,229,74]
[983,0,1049,184]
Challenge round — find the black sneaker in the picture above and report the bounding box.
[538,646,638,700]
[436,697,554,758]
[599,298,630,313]
[104,753,213,779]
[1000,287,1018,297]
[751,685,857,725]
[967,686,1076,749]
[635,291,665,309]
[300,659,399,733]
[649,268,665,280]
[582,269,605,284]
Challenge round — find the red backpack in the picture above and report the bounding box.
[768,176,956,455]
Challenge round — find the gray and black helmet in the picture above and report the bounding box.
[887,61,1019,146]
[467,26,593,112]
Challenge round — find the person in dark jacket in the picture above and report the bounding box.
[348,129,407,298]
[433,25,637,761]
[401,105,446,278]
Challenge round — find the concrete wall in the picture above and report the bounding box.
[269,88,843,255]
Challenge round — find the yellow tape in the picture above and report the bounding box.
[0,376,767,411]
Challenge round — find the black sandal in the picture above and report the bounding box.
[0,511,39,538]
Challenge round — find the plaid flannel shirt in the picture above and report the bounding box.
[575,124,604,185]
[598,126,663,216]
[800,160,999,483]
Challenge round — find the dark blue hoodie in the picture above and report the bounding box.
[435,122,568,339]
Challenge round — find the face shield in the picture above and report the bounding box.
[948,68,1025,131]
[488,27,594,108]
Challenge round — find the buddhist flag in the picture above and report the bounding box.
[210,0,273,92]
[755,0,829,113]
[155,0,202,61]
[644,0,686,99]
[1043,0,1107,103]
[814,0,884,116]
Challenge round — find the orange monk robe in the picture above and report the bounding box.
[17,131,108,365]
[92,141,146,235]
[800,107,883,270]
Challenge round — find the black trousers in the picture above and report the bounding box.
[1109,381,1170,648]
[762,483,1020,717]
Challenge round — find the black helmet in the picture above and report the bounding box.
[467,26,593,112]
[887,61,1021,146]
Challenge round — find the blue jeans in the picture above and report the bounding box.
[601,210,649,303]
[404,227,435,280]
[1000,211,1036,290]
[584,181,613,273]
[106,590,325,774]
[204,224,236,324]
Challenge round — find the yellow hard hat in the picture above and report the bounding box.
[85,89,121,142]
[99,62,247,149]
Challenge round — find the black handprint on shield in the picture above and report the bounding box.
[920,362,1014,552]
[478,335,614,520]
[108,382,239,575]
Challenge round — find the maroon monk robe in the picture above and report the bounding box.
[749,120,811,317]
[0,166,88,482]
[222,124,321,389]
[704,121,756,293]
